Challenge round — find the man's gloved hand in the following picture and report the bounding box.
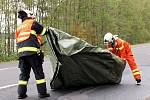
[136,78,141,85]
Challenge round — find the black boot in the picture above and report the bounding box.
[38,93,50,98]
[18,85,27,99]
[37,83,50,98]
[18,94,28,99]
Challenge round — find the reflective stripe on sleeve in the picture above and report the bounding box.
[30,30,37,36]
[18,80,28,85]
[36,79,46,84]
[18,47,40,53]
[41,28,47,36]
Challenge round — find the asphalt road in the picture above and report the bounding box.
[0,43,150,100]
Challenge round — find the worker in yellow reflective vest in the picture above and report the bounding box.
[104,32,141,85]
[16,10,50,99]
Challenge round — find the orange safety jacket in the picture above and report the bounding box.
[16,19,42,44]
[16,19,47,56]
[107,38,141,80]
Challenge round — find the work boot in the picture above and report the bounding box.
[38,93,50,98]
[18,94,28,99]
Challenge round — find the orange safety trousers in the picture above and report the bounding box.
[107,38,141,80]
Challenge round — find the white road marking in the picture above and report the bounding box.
[0,84,18,90]
[0,67,17,71]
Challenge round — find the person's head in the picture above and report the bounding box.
[18,10,35,20]
[104,32,115,47]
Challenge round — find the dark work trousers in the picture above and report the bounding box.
[18,54,47,96]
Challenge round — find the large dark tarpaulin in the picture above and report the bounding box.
[46,27,126,89]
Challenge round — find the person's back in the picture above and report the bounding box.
[104,32,141,84]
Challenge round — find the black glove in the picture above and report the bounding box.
[136,79,141,85]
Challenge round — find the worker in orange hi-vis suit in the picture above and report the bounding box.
[103,32,141,85]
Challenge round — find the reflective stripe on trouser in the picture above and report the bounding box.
[37,82,47,94]
[132,68,140,78]
[36,79,46,84]
[36,78,47,94]
[18,80,28,95]
[18,80,28,85]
